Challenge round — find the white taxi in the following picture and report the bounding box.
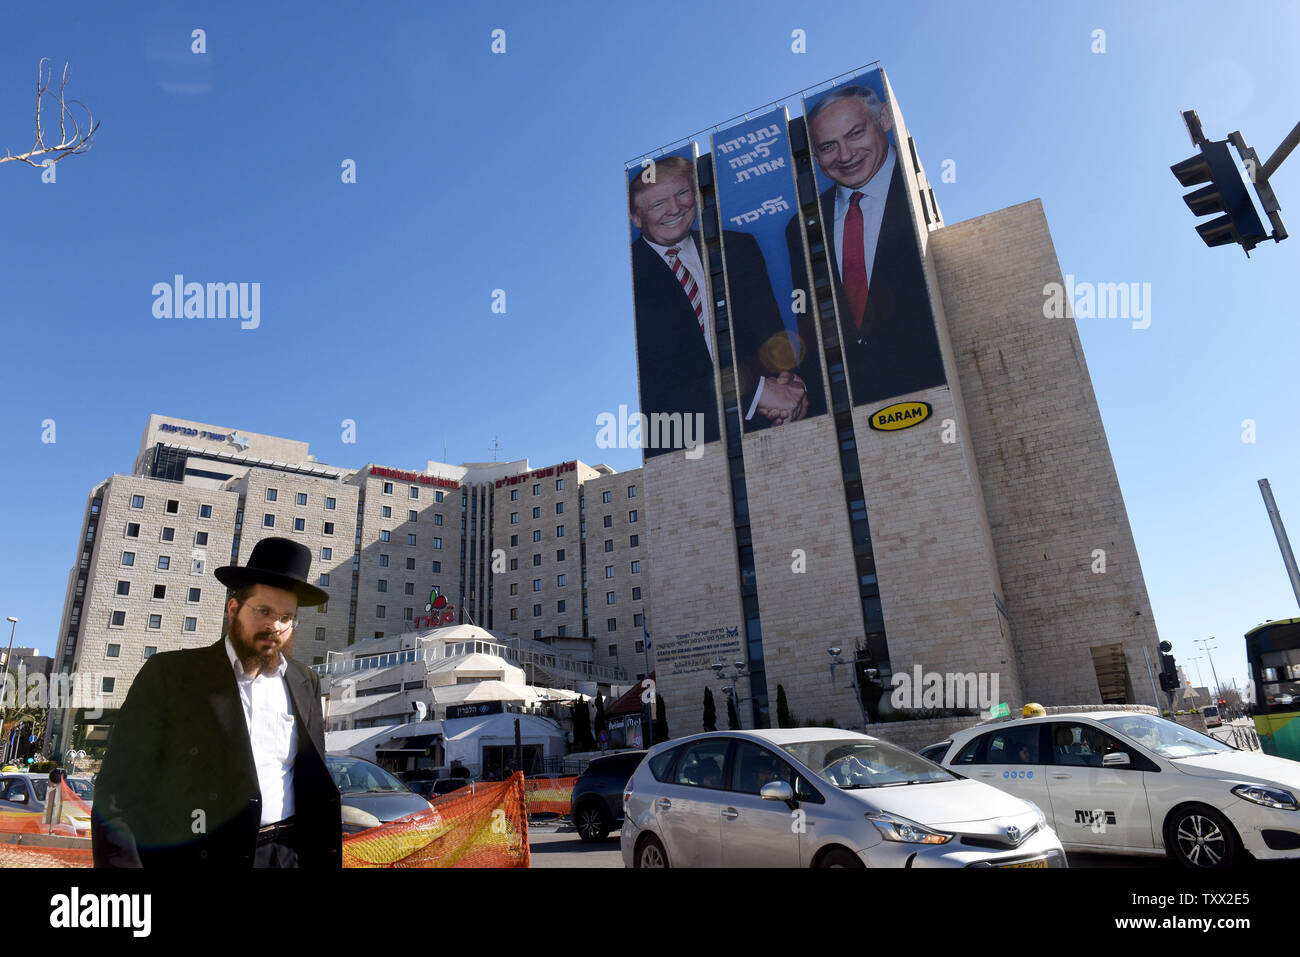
[927,710,1300,868]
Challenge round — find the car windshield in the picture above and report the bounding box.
[1101,714,1234,759]
[780,738,956,789]
[327,757,410,794]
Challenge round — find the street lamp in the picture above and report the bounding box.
[1195,638,1224,705]
[2,617,17,765]
[712,661,749,728]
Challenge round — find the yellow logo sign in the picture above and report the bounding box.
[868,401,932,432]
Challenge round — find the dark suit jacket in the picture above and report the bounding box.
[91,639,342,868]
[786,161,946,407]
[632,229,813,453]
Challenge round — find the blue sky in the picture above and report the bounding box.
[2,0,1297,695]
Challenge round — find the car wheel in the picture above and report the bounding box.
[574,804,611,843]
[635,834,669,868]
[817,848,865,868]
[1164,805,1240,869]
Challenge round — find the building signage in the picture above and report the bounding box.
[868,401,931,432]
[370,466,460,490]
[414,586,455,628]
[654,625,745,676]
[159,423,230,442]
[493,461,577,489]
[446,701,503,720]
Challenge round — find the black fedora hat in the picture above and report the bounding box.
[214,537,328,608]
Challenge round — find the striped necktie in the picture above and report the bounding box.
[666,246,706,342]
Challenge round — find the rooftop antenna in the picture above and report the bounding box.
[490,437,501,462]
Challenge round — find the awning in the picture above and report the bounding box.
[375,733,438,755]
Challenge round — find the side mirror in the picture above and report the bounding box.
[11,792,27,804]
[759,780,794,803]
[1102,752,1131,768]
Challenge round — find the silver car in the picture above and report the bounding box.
[620,728,1067,867]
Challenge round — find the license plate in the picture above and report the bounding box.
[1002,858,1048,869]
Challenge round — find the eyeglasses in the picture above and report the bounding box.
[243,603,298,628]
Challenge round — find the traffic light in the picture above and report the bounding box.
[1171,138,1268,251]
[1158,640,1179,692]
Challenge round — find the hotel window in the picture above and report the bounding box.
[408,510,418,522]
[532,507,541,519]
[606,591,616,605]
[380,530,390,542]
[106,644,121,658]
[632,587,642,601]
[557,625,567,637]
[433,537,442,549]
[153,584,166,600]
[534,629,543,639]
[184,617,197,632]
[382,482,393,495]
[509,558,517,571]
[320,601,328,613]
[324,522,335,535]
[266,488,278,502]
[556,479,564,491]
[122,552,135,567]
[432,561,442,573]
[166,499,180,513]
[382,506,392,518]
[556,525,565,537]
[533,604,542,617]
[264,514,275,528]
[407,534,417,546]
[510,512,519,524]
[376,605,386,618]
[188,587,201,602]
[148,614,162,630]
[630,534,639,547]
[557,600,566,613]
[131,495,145,509]
[604,539,613,553]
[199,503,212,518]
[556,502,565,514]
[102,677,115,694]
[602,491,611,504]
[126,523,140,538]
[510,608,518,621]
[379,554,389,566]
[435,491,444,503]
[157,556,170,570]
[315,627,326,640]
[404,582,414,595]
[161,527,175,542]
[532,531,541,542]
[195,531,208,546]
[631,561,641,574]
[629,510,638,523]
[325,497,336,510]
[605,565,615,579]
[409,486,419,499]
[110,610,126,627]
[603,515,612,528]
[533,579,542,592]
[634,614,644,629]
[510,535,518,547]
[294,518,305,532]
[532,484,540,495]
[628,485,637,498]
[405,557,415,570]
[404,608,414,621]
[510,583,518,596]
[321,547,332,560]
[433,514,443,526]
[510,489,518,501]
[116,580,130,596]
[556,549,565,562]
[608,643,617,656]
[607,618,617,632]
[377,580,388,592]
[557,574,566,586]
[533,554,542,566]
[296,493,308,506]
[144,646,157,658]
[320,573,330,586]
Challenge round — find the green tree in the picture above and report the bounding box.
[726,696,740,730]
[653,693,669,743]
[702,687,717,732]
[571,697,594,751]
[776,684,795,729]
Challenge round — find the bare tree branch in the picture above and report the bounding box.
[1,58,99,168]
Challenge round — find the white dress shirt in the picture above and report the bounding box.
[832,145,896,287]
[224,636,297,826]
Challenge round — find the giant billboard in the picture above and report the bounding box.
[626,146,721,460]
[792,68,946,407]
[712,108,828,433]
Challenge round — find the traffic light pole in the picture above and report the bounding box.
[1259,478,1300,611]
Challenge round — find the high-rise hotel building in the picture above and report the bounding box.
[49,415,647,754]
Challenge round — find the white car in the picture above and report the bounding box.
[620,728,1066,868]
[927,710,1300,868]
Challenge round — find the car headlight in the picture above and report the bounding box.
[866,811,952,845]
[1232,784,1299,810]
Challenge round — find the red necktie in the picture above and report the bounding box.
[666,246,707,344]
[842,191,869,331]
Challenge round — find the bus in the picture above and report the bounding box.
[1246,617,1300,761]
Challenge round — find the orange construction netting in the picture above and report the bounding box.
[0,843,93,868]
[342,772,530,868]
[0,779,95,867]
[524,776,577,816]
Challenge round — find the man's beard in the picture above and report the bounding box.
[230,613,293,674]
